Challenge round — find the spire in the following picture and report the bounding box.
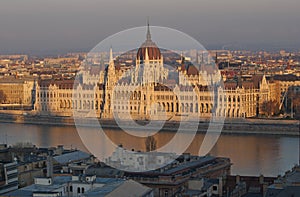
[108,46,115,72]
[146,17,151,41]
[109,46,113,64]
[180,52,185,71]
[180,52,185,64]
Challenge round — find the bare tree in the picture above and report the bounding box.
[261,100,280,117]
[145,136,157,152]
[290,92,300,118]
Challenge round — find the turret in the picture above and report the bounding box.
[108,47,114,70]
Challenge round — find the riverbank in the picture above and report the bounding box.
[0,112,299,136]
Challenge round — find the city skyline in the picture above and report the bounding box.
[1,0,300,55]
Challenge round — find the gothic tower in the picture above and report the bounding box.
[135,22,167,85]
[102,47,116,118]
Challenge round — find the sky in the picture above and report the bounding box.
[0,0,300,55]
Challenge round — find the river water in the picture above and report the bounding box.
[0,122,298,177]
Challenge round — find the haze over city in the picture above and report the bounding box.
[1,0,300,55]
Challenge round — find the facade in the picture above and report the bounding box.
[34,26,277,119]
[0,78,35,110]
[273,74,300,94]
[0,162,18,195]
[105,146,177,172]
[183,178,223,197]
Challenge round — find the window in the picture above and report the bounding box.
[213,186,218,191]
[77,187,80,193]
[164,190,168,197]
[70,186,73,192]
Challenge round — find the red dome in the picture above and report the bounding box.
[137,42,161,60]
[136,24,161,60]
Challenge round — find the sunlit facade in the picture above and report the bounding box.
[34,27,274,119]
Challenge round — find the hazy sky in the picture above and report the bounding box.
[0,0,300,55]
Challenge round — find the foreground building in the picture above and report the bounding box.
[0,161,18,195]
[265,165,300,197]
[108,149,232,197]
[3,176,153,197]
[0,142,231,197]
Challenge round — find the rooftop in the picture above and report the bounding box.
[53,150,92,165]
[3,176,130,197]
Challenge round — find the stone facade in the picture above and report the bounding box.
[34,27,275,119]
[0,78,35,110]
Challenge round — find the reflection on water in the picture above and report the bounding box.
[0,123,86,151]
[0,122,298,176]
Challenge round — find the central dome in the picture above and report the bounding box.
[137,24,161,60]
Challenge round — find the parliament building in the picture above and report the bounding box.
[34,25,277,120]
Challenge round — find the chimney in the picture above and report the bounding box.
[236,175,240,185]
[259,174,264,184]
[56,145,64,155]
[218,176,223,196]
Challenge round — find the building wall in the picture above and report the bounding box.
[0,80,34,109]
[18,160,46,187]
[0,162,18,194]
[33,74,271,119]
[33,50,276,119]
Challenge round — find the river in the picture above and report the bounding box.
[0,122,298,177]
